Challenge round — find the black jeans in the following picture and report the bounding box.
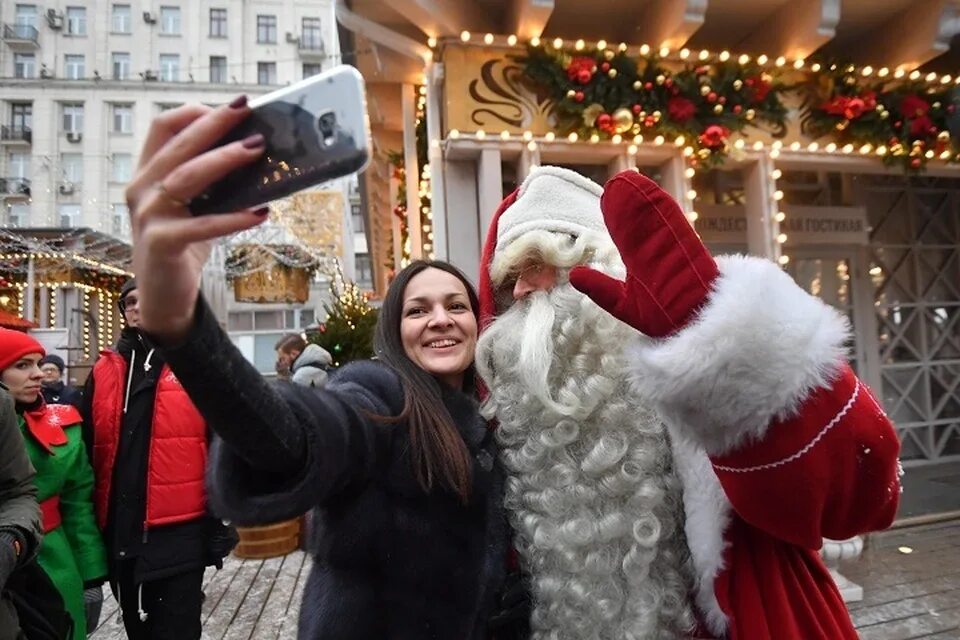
[111,562,204,640]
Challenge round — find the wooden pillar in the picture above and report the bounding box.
[401,83,422,259]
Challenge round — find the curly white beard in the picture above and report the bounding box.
[477,283,697,640]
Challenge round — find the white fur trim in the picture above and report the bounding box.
[627,254,851,456]
[495,166,606,255]
[670,429,731,637]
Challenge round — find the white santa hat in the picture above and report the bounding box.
[478,165,617,327]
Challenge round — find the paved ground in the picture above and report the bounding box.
[898,460,960,520]
[88,519,960,640]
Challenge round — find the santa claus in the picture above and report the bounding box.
[475,166,902,639]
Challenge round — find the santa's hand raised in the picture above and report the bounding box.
[569,170,720,338]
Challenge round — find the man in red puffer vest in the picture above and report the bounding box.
[81,278,236,640]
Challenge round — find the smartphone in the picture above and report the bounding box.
[188,65,371,215]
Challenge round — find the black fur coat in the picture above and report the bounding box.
[162,300,519,640]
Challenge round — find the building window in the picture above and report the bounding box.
[355,253,373,289]
[209,8,227,37]
[8,152,29,180]
[111,4,130,32]
[65,6,86,35]
[61,104,83,133]
[303,63,322,78]
[256,15,276,43]
[11,103,32,130]
[14,53,35,79]
[351,203,364,232]
[64,54,85,79]
[8,203,29,227]
[160,6,181,35]
[15,5,38,27]
[159,54,180,82]
[301,17,322,50]
[210,56,227,83]
[60,153,83,183]
[111,153,132,183]
[111,52,130,80]
[257,62,276,85]
[112,104,133,133]
[112,203,129,236]
[58,204,81,228]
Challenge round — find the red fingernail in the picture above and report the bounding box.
[242,134,265,149]
[253,206,270,216]
[229,95,248,109]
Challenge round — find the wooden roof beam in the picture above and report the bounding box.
[634,0,708,50]
[506,0,555,41]
[855,0,960,69]
[738,0,839,60]
[385,0,496,38]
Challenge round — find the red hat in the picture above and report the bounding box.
[0,328,45,372]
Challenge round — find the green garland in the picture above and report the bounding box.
[517,45,789,168]
[516,44,960,172]
[801,63,959,171]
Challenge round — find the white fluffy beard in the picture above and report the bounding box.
[477,283,697,640]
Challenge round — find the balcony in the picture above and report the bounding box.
[298,36,326,60]
[0,177,30,198]
[0,126,32,145]
[2,23,39,49]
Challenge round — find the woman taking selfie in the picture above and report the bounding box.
[123,100,526,639]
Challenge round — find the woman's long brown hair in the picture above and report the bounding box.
[373,260,479,504]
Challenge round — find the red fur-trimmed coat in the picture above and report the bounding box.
[631,255,900,639]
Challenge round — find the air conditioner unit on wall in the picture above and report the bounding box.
[143,12,157,24]
[66,131,82,143]
[39,66,54,79]
[46,9,64,29]
[286,32,298,44]
[59,181,75,195]
[142,70,158,81]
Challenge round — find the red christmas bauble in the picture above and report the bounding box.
[597,113,612,128]
[644,82,653,90]
[707,92,717,103]
[574,91,585,102]
[664,78,673,88]
[577,69,593,84]
[733,105,742,114]
[600,62,610,72]
[911,158,922,168]
[719,96,727,104]
[632,104,642,114]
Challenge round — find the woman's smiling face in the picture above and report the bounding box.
[399,267,478,389]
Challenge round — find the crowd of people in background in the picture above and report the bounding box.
[0,97,902,640]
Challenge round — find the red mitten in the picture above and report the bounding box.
[569,170,720,337]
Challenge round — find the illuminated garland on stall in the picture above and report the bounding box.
[801,64,959,170]
[517,44,788,168]
[439,35,960,173]
[389,87,433,270]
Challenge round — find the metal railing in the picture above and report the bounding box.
[2,23,39,43]
[0,126,32,143]
[0,177,30,195]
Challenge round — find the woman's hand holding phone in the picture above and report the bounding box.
[125,97,270,345]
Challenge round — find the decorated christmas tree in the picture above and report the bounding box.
[310,266,378,367]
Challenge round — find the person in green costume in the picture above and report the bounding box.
[0,328,107,640]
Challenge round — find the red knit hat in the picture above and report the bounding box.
[0,328,45,372]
